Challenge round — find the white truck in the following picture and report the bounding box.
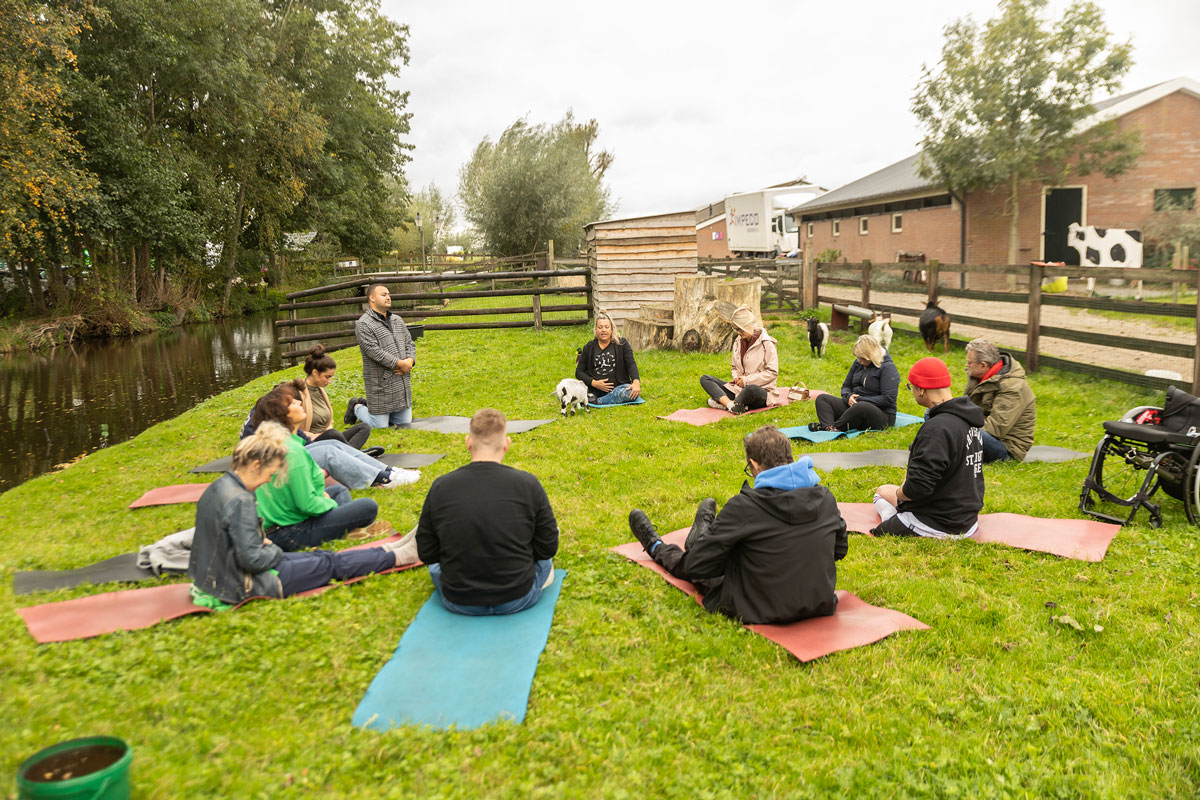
[725,186,823,257]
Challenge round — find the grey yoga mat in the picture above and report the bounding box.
[396,416,556,435]
[13,553,184,596]
[191,452,445,473]
[806,445,1089,472]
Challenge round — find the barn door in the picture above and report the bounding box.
[1043,188,1083,264]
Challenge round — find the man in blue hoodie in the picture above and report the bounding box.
[628,426,848,625]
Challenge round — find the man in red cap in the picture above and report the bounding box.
[872,357,985,538]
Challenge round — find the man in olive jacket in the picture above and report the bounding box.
[964,339,1036,462]
[346,284,416,428]
[628,426,848,625]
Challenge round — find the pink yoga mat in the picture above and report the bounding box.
[612,529,928,662]
[19,533,419,643]
[836,503,1119,562]
[130,473,340,508]
[658,404,780,427]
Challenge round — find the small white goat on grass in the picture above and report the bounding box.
[554,378,590,416]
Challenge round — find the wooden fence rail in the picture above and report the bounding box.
[698,257,802,310]
[811,260,1200,393]
[275,247,591,361]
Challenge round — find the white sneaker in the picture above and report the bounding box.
[376,468,420,488]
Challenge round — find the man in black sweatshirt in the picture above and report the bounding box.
[628,426,848,625]
[416,408,559,615]
[871,357,985,538]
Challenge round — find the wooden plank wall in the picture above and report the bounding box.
[587,212,698,323]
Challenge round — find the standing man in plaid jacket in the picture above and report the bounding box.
[345,284,416,428]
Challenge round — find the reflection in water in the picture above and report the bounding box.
[0,314,282,493]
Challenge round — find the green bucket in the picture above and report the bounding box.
[16,736,132,800]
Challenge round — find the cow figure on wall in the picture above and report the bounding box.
[1067,223,1144,299]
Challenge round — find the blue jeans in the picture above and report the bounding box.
[268,483,379,551]
[981,430,1013,463]
[427,559,553,616]
[305,439,387,489]
[355,404,413,429]
[275,548,395,596]
[592,384,634,405]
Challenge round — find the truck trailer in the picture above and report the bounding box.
[725,186,824,257]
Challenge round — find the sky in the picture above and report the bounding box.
[379,0,1200,227]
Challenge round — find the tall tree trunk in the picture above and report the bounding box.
[221,183,246,313]
[136,242,151,304]
[1007,172,1020,266]
[130,245,138,305]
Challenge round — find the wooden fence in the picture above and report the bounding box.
[333,251,545,275]
[810,260,1200,393]
[276,248,592,361]
[697,257,802,310]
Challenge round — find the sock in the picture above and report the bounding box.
[649,540,662,555]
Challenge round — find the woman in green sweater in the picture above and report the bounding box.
[251,382,383,550]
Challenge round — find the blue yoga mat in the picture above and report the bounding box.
[352,571,566,731]
[590,396,646,409]
[781,411,924,443]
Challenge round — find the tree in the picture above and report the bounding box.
[458,111,613,256]
[912,0,1141,264]
[392,182,457,257]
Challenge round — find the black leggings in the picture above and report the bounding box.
[313,423,370,450]
[814,394,889,432]
[699,375,768,409]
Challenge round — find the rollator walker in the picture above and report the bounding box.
[1079,386,1200,528]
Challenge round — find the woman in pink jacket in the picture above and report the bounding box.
[699,306,779,414]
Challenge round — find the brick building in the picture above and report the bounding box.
[790,77,1200,267]
[695,199,731,259]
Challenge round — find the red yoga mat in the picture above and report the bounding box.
[18,533,420,643]
[130,474,340,508]
[836,503,1119,561]
[657,404,779,427]
[612,529,928,662]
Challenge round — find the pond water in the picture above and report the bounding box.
[0,313,282,493]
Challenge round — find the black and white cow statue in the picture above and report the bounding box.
[1067,223,1143,297]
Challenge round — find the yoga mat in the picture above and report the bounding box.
[836,503,1119,561]
[658,404,779,427]
[588,396,646,408]
[780,411,924,443]
[352,571,566,730]
[807,444,1088,472]
[190,452,446,473]
[397,416,555,435]
[612,530,928,662]
[129,484,210,508]
[14,553,185,596]
[17,534,420,643]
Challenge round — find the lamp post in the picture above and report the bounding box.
[415,212,426,270]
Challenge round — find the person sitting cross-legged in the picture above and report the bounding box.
[416,408,559,615]
[810,334,899,432]
[871,357,985,539]
[964,338,1036,463]
[628,425,848,625]
[188,422,419,610]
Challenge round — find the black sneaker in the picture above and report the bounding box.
[344,397,364,425]
[629,509,662,555]
[363,445,385,458]
[808,422,823,432]
[685,498,717,551]
[729,402,748,415]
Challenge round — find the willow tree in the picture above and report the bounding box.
[912,0,1141,265]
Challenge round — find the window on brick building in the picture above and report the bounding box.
[806,222,814,238]
[832,220,840,236]
[892,213,903,233]
[859,217,869,235]
[1154,188,1195,211]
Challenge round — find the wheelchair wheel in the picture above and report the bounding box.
[1094,438,1156,504]
[1186,442,1200,527]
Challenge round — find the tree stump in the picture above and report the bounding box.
[624,317,674,350]
[672,275,763,353]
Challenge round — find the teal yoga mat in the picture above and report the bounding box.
[589,396,645,408]
[353,571,566,730]
[780,411,924,443]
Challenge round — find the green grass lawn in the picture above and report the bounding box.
[2,318,1198,798]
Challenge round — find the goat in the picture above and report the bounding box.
[918,301,950,353]
[867,312,893,351]
[553,378,590,416]
[807,317,829,358]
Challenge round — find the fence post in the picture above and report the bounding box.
[533,292,543,332]
[802,259,818,310]
[861,259,871,309]
[547,239,555,273]
[1027,262,1042,374]
[927,260,940,304]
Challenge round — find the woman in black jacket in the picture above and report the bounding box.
[811,335,900,432]
[576,312,642,405]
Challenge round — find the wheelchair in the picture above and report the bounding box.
[1079,386,1200,528]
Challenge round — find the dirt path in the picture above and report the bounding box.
[821,287,1196,378]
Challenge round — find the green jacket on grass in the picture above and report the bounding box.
[965,353,1037,462]
[255,433,337,528]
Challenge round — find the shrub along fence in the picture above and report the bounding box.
[698,257,801,311]
[809,260,1200,394]
[276,246,592,362]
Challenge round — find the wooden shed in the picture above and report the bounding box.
[584,210,698,323]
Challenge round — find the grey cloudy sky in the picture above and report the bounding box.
[380,0,1200,226]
